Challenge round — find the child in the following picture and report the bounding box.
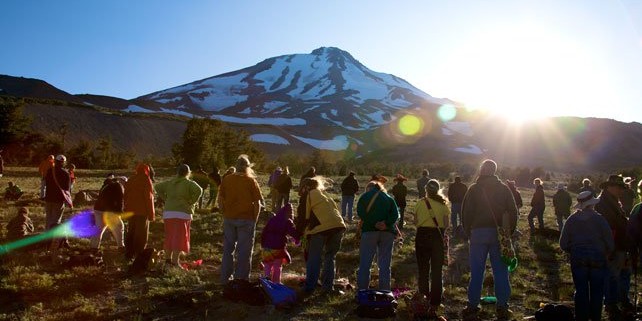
[261,203,300,283]
[7,207,34,241]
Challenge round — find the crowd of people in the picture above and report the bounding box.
[3,154,642,321]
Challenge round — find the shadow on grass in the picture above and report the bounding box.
[531,227,562,301]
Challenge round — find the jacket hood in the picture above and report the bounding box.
[136,163,150,177]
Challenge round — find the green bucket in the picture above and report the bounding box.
[501,255,518,272]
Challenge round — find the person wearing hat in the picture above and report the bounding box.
[218,155,263,283]
[414,179,450,318]
[560,191,614,321]
[390,174,408,228]
[448,176,468,230]
[528,178,546,234]
[620,177,637,216]
[596,174,632,320]
[38,155,55,199]
[91,173,126,252]
[340,171,360,223]
[552,183,573,231]
[626,179,642,302]
[43,154,71,230]
[579,178,598,198]
[461,159,518,321]
[155,164,203,268]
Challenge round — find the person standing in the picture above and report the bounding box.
[447,176,468,229]
[39,155,55,199]
[124,163,155,261]
[192,167,210,209]
[357,180,399,291]
[301,176,346,294]
[299,167,316,192]
[90,173,125,251]
[155,164,203,268]
[218,155,263,283]
[596,175,632,320]
[505,180,523,210]
[560,191,613,321]
[528,178,546,233]
[44,155,71,230]
[267,167,282,212]
[553,183,573,231]
[68,163,76,195]
[580,178,598,198]
[414,179,450,318]
[260,203,300,284]
[620,177,637,216]
[340,171,359,223]
[274,166,293,211]
[461,159,518,321]
[206,166,222,211]
[390,174,408,228]
[416,169,430,199]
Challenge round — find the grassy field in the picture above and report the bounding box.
[0,167,582,320]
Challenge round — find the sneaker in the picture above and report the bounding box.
[496,306,513,321]
[461,306,481,321]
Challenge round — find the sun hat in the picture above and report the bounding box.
[574,190,600,209]
[599,175,627,189]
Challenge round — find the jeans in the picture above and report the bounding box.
[221,218,257,284]
[605,250,627,305]
[467,228,511,309]
[570,256,607,321]
[90,211,124,248]
[555,210,570,231]
[416,227,445,306]
[341,195,355,221]
[451,203,462,227]
[528,205,545,231]
[45,202,65,229]
[305,230,343,292]
[357,231,395,290]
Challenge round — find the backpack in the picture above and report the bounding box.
[535,303,574,321]
[129,248,157,275]
[223,279,267,306]
[259,277,297,308]
[356,289,397,318]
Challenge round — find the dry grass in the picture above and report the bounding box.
[0,167,581,320]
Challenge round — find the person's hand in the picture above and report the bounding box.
[375,221,387,230]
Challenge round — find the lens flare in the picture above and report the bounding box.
[437,104,457,122]
[398,115,423,136]
[0,210,133,255]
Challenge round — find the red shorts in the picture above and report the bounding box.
[164,218,191,253]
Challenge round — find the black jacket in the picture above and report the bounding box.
[94,179,125,212]
[447,181,468,203]
[596,192,629,251]
[44,166,71,203]
[340,175,359,196]
[462,175,519,235]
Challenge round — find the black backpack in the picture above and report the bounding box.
[535,303,573,321]
[355,289,397,318]
[223,279,266,306]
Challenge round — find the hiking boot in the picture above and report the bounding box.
[461,306,481,321]
[496,306,512,321]
[605,304,621,321]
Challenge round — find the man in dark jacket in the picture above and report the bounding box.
[461,159,518,321]
[44,155,71,230]
[90,173,125,251]
[416,169,430,198]
[447,176,468,229]
[552,183,573,231]
[620,177,637,216]
[596,175,632,320]
[528,178,546,233]
[340,172,359,222]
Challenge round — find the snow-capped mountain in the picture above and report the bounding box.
[135,47,449,130]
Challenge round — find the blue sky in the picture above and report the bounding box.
[1,0,641,123]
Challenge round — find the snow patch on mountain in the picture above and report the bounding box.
[210,115,306,125]
[250,134,290,145]
[320,113,364,130]
[125,105,153,113]
[161,108,194,118]
[442,121,473,136]
[292,135,350,151]
[454,144,482,154]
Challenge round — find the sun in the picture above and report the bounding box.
[439,22,616,124]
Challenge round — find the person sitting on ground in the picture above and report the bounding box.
[560,191,613,321]
[260,203,300,284]
[6,207,34,241]
[4,181,24,200]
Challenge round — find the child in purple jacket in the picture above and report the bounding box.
[261,203,300,283]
